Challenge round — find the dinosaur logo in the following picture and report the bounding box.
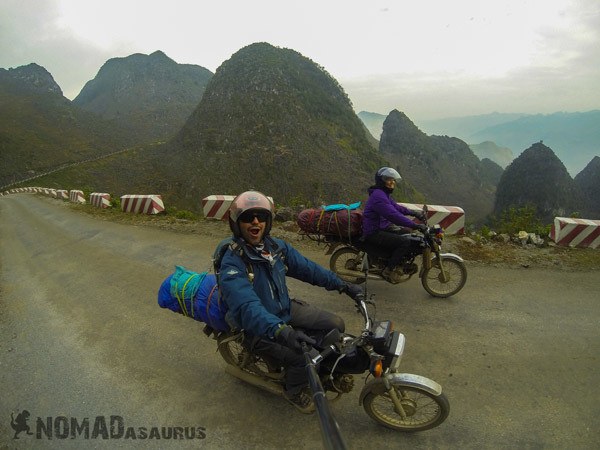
[10,410,34,439]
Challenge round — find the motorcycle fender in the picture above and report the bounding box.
[437,253,464,263]
[358,373,443,405]
[324,241,344,255]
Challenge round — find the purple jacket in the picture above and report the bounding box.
[362,187,417,237]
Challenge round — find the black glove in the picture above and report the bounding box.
[275,325,316,352]
[415,224,428,233]
[412,210,426,222]
[340,283,364,302]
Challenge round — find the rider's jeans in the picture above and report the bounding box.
[244,298,344,395]
[364,229,412,269]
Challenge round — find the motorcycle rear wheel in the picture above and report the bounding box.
[421,256,467,298]
[329,247,366,284]
[217,334,276,377]
[363,384,449,432]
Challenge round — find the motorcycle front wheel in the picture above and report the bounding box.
[362,384,450,432]
[329,247,366,284]
[421,256,467,298]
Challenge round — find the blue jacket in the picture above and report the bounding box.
[362,187,418,237]
[219,236,344,339]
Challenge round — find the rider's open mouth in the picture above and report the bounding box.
[249,227,261,237]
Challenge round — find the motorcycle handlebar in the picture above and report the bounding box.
[309,343,337,365]
[354,298,372,331]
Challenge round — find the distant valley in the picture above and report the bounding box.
[358,110,600,177]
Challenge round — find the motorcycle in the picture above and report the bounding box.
[326,205,467,298]
[211,284,450,432]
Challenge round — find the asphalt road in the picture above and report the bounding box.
[1,194,599,449]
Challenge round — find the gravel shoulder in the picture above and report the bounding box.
[65,198,600,273]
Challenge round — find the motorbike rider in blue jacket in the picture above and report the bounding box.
[218,190,363,414]
[362,167,427,283]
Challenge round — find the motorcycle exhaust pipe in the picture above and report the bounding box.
[336,269,383,281]
[224,365,284,396]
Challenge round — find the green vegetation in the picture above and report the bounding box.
[494,142,582,223]
[491,205,551,237]
[574,156,600,218]
[169,207,198,221]
[73,51,213,143]
[0,64,133,188]
[172,42,386,208]
[5,47,598,228]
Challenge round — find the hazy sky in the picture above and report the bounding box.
[1,0,599,120]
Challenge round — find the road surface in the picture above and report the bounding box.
[1,194,599,449]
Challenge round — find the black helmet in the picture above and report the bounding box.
[228,190,274,238]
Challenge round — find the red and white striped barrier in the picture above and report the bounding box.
[550,217,600,249]
[69,190,86,204]
[202,194,275,220]
[120,195,165,214]
[399,202,465,235]
[56,190,69,200]
[90,192,111,209]
[202,195,236,220]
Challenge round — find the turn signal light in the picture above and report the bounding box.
[371,360,383,378]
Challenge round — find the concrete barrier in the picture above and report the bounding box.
[90,192,111,209]
[69,190,86,204]
[550,217,600,249]
[398,202,465,235]
[56,190,69,200]
[202,195,236,220]
[120,194,165,214]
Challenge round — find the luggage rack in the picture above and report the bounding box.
[297,231,361,253]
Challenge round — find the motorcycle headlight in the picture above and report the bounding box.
[387,332,405,371]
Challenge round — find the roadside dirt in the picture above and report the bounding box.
[67,199,600,273]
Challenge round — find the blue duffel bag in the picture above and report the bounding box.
[157,266,229,332]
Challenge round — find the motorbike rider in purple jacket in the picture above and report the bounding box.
[362,167,427,283]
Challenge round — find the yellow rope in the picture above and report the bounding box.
[174,273,200,318]
[174,280,188,317]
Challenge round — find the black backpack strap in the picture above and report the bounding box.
[214,237,254,284]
